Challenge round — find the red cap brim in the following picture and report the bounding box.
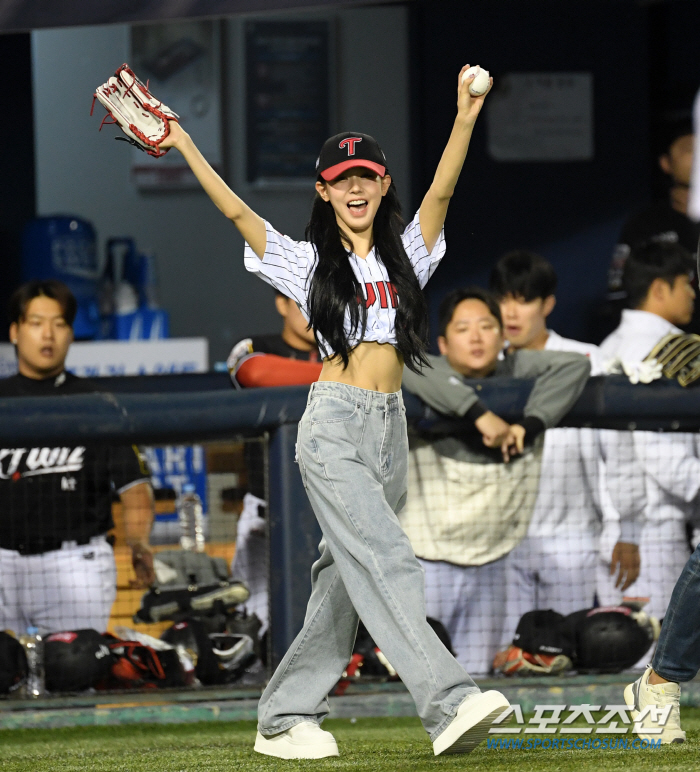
[320,159,386,181]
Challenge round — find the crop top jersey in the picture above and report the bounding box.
[243,210,446,358]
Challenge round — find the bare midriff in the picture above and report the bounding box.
[318,341,404,393]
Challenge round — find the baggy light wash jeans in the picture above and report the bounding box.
[652,540,700,682]
[257,382,479,740]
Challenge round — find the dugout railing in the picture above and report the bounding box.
[0,373,698,697]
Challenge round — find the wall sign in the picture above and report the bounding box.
[0,338,208,378]
[130,20,223,189]
[487,73,594,162]
[246,20,330,184]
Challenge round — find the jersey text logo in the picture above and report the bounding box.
[361,281,398,309]
[0,447,85,479]
[339,137,362,156]
[61,476,77,491]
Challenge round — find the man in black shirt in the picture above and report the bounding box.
[0,280,155,636]
[602,118,698,337]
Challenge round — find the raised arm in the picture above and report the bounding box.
[161,122,267,258]
[418,65,492,252]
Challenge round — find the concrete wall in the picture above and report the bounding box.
[32,5,410,363]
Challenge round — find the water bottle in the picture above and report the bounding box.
[20,627,45,698]
[178,484,205,553]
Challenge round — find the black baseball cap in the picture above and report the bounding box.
[316,132,388,181]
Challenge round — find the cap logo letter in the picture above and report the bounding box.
[339,137,362,156]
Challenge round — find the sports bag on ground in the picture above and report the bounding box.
[135,550,250,623]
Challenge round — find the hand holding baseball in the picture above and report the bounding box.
[457,63,493,123]
[462,65,490,95]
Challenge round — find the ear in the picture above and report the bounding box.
[649,277,669,302]
[9,322,17,344]
[659,153,672,176]
[315,180,330,202]
[381,174,392,197]
[542,295,556,318]
[274,294,289,318]
[437,335,448,356]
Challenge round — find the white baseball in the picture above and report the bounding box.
[461,65,490,96]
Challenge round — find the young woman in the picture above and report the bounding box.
[160,65,508,758]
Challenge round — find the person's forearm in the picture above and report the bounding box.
[121,483,154,546]
[402,363,481,417]
[521,353,591,428]
[429,115,476,202]
[123,511,153,546]
[418,117,475,252]
[174,133,245,219]
[171,130,267,255]
[418,67,490,252]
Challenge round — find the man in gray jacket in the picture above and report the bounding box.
[401,287,591,674]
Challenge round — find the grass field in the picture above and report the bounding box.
[3,712,700,772]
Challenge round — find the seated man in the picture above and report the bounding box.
[227,290,321,388]
[0,280,155,635]
[401,287,591,674]
[600,240,697,624]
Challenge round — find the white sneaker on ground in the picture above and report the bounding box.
[623,666,686,744]
[254,721,339,759]
[433,690,510,756]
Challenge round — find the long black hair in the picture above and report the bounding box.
[305,180,429,372]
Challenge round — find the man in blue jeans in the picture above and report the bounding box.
[624,547,700,744]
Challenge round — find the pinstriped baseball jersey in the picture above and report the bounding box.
[244,210,446,358]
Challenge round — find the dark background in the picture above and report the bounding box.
[0,33,33,333]
[412,0,699,346]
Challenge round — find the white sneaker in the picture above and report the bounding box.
[433,691,510,755]
[623,666,686,744]
[254,721,340,759]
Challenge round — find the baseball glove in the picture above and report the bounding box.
[92,63,179,157]
[645,332,700,387]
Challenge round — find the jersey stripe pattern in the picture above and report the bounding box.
[244,211,446,357]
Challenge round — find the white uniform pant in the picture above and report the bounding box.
[418,556,505,676]
[0,536,117,636]
[230,493,269,635]
[597,525,689,670]
[634,537,690,622]
[629,536,690,670]
[501,535,598,648]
